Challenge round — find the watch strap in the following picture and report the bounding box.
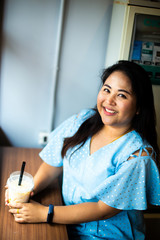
[47,204,54,223]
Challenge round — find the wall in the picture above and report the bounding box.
[54,0,113,127]
[0,0,113,147]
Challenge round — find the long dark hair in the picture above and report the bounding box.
[61,60,159,166]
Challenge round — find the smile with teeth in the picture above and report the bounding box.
[105,108,116,114]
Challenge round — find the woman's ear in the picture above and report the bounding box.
[136,108,140,115]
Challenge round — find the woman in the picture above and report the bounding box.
[7,61,160,239]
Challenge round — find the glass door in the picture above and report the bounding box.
[129,13,160,84]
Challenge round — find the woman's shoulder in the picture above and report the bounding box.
[123,130,152,151]
[116,130,154,165]
[129,130,153,152]
[67,108,95,132]
[76,108,96,120]
[54,108,96,137]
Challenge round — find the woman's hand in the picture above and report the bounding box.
[5,185,34,206]
[8,200,48,223]
[5,185,9,206]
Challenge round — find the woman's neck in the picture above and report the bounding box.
[101,125,132,140]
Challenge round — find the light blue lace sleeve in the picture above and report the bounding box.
[39,109,95,167]
[94,156,160,210]
[39,114,77,167]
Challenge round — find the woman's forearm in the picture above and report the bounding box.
[52,201,120,224]
[8,198,120,224]
[33,162,62,195]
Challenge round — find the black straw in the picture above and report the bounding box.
[18,161,26,186]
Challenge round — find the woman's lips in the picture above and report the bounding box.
[103,107,117,115]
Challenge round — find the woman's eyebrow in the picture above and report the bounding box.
[104,84,131,95]
[118,89,131,95]
[104,84,111,89]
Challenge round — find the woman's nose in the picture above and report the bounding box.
[106,94,116,105]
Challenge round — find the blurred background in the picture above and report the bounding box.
[0,0,113,147]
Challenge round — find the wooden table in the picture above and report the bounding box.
[0,147,68,240]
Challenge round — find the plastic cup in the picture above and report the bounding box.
[7,171,34,203]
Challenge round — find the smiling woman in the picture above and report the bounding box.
[6,61,160,240]
[97,71,138,132]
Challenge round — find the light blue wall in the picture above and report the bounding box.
[0,0,113,147]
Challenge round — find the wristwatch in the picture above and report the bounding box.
[47,204,54,223]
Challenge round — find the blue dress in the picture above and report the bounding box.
[39,109,160,240]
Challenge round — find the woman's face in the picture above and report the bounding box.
[97,71,138,130]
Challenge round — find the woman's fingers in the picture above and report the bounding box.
[9,203,29,223]
[5,185,9,206]
[9,202,23,209]
[8,201,48,223]
[30,191,34,197]
[9,207,21,215]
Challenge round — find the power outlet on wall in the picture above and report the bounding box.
[38,132,49,145]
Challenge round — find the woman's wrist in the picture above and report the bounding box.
[40,205,49,223]
[47,204,54,223]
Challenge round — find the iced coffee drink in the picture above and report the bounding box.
[7,171,34,203]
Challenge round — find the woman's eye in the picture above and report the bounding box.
[118,94,127,99]
[104,88,110,93]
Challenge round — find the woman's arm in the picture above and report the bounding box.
[33,161,63,195]
[8,200,121,224]
[52,200,121,224]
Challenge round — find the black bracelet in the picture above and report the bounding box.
[47,204,54,223]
